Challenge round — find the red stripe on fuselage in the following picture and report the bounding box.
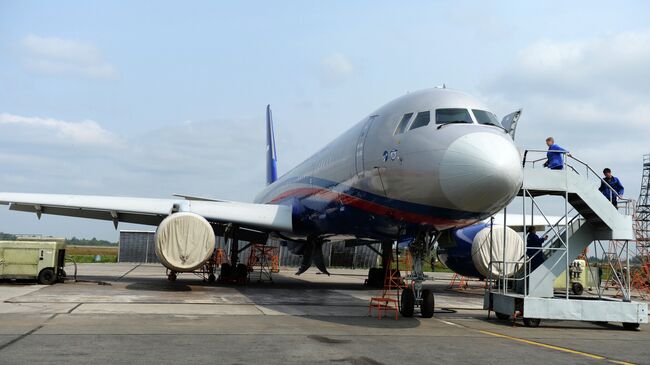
[268,187,474,227]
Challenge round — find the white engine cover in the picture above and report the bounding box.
[471,225,525,278]
[155,212,216,272]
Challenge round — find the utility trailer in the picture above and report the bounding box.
[0,240,66,284]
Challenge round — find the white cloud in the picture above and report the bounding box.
[482,30,650,200]
[20,35,118,79]
[487,31,650,100]
[0,114,265,199]
[0,113,120,147]
[319,52,354,86]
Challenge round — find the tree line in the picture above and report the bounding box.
[0,232,117,246]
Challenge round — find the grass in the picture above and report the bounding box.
[66,245,118,256]
[65,245,119,263]
[66,254,117,263]
[389,255,454,273]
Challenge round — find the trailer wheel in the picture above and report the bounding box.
[523,318,541,328]
[38,268,56,285]
[571,282,584,295]
[623,322,640,331]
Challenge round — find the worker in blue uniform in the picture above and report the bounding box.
[526,226,547,272]
[599,168,624,207]
[544,137,568,170]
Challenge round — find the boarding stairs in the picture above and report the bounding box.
[486,151,647,328]
[522,165,634,297]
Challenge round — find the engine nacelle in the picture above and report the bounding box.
[155,212,216,272]
[437,223,525,279]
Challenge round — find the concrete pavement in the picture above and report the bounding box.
[0,263,648,364]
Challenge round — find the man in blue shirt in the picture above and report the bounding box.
[599,168,624,207]
[526,226,547,272]
[544,137,568,170]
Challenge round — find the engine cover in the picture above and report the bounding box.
[471,225,525,278]
[437,223,524,279]
[155,212,216,272]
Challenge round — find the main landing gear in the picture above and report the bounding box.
[366,240,394,288]
[399,231,438,319]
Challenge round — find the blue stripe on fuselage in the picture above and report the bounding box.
[263,175,489,221]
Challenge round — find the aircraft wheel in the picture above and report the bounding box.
[236,264,248,277]
[400,288,415,317]
[623,322,640,331]
[571,282,584,296]
[523,318,541,328]
[367,268,378,287]
[208,273,216,283]
[368,268,376,286]
[167,271,177,282]
[38,268,56,285]
[219,263,231,282]
[420,289,434,318]
[495,312,510,320]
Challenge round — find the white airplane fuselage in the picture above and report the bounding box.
[255,88,523,241]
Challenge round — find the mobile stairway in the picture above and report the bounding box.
[485,150,648,329]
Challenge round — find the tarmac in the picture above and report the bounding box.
[0,263,649,364]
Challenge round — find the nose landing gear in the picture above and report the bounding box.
[399,231,439,318]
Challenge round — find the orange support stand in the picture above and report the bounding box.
[368,252,410,320]
[368,268,401,320]
[448,274,469,290]
[215,248,227,266]
[247,244,279,283]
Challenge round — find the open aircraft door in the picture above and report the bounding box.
[500,109,522,140]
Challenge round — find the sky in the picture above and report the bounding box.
[1,1,649,240]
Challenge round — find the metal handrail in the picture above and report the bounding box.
[522,149,631,213]
[542,213,582,252]
[541,208,577,240]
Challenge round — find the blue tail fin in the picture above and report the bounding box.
[266,105,278,185]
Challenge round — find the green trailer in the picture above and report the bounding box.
[0,240,66,284]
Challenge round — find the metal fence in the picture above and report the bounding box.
[119,230,380,269]
[118,230,158,263]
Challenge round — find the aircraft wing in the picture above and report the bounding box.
[0,192,293,232]
[491,213,564,231]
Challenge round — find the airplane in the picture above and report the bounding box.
[0,87,524,318]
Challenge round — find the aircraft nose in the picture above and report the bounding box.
[439,132,523,213]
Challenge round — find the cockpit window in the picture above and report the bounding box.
[435,109,473,125]
[394,112,413,134]
[409,111,430,130]
[472,109,500,127]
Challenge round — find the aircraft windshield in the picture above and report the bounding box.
[472,109,501,127]
[394,112,413,134]
[435,109,473,125]
[409,111,430,130]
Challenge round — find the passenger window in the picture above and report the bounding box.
[435,109,472,125]
[409,111,430,130]
[394,113,413,134]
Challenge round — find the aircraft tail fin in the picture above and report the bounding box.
[266,104,278,185]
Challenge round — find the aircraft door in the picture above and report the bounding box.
[355,115,377,174]
[500,109,522,140]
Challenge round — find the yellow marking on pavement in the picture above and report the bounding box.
[479,330,635,365]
